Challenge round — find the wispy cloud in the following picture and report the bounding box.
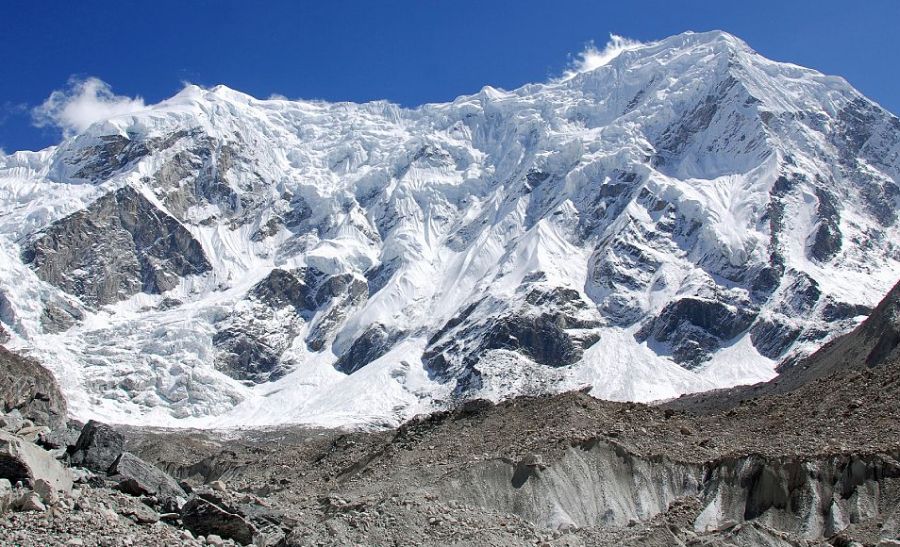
[560,35,647,81]
[32,77,146,136]
[0,101,28,126]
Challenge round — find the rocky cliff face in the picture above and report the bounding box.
[0,30,899,427]
[22,185,211,307]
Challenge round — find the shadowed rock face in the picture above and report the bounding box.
[810,188,842,262]
[22,186,211,306]
[421,286,602,391]
[637,298,757,369]
[334,323,402,374]
[214,267,369,384]
[67,131,192,182]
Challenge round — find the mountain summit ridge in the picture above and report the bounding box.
[1,30,898,428]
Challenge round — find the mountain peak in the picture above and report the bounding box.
[1,31,898,428]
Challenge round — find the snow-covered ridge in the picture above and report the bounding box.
[1,30,898,428]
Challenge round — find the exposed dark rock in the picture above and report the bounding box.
[214,268,369,383]
[670,278,900,412]
[364,259,401,296]
[0,291,16,339]
[638,298,757,368]
[334,324,402,374]
[798,278,900,370]
[0,324,7,346]
[70,135,149,181]
[109,452,185,503]
[181,497,256,545]
[778,272,821,315]
[68,130,191,182]
[313,273,367,308]
[282,194,313,230]
[423,288,602,389]
[39,298,84,334]
[524,169,550,191]
[22,186,211,306]
[0,348,67,430]
[213,268,316,383]
[821,300,871,322]
[212,329,286,385]
[250,216,282,242]
[152,141,242,222]
[587,225,663,327]
[249,269,314,314]
[426,301,481,348]
[213,268,368,383]
[860,179,900,227]
[70,420,125,473]
[750,173,802,296]
[809,188,842,262]
[749,319,801,360]
[304,273,368,352]
[479,314,598,367]
[157,297,184,311]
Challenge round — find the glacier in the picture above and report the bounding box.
[0,30,898,428]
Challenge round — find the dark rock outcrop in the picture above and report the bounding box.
[479,314,597,367]
[334,323,402,374]
[109,451,185,503]
[214,267,369,383]
[181,497,256,545]
[40,298,84,334]
[249,268,313,313]
[22,186,211,306]
[637,297,757,368]
[213,269,314,384]
[0,348,67,430]
[788,278,900,374]
[809,188,842,262]
[69,135,151,181]
[422,286,602,389]
[151,141,241,222]
[749,319,801,360]
[70,420,124,473]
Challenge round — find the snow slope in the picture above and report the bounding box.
[1,31,898,428]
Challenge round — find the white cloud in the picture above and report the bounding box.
[32,77,146,136]
[561,35,647,81]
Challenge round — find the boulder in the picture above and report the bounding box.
[117,499,160,524]
[70,420,124,472]
[181,497,257,546]
[32,478,59,505]
[0,430,72,493]
[0,478,11,513]
[109,452,185,503]
[14,491,46,512]
[0,348,68,430]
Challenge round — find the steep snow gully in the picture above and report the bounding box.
[0,30,899,427]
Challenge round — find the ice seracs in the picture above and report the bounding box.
[0,30,898,428]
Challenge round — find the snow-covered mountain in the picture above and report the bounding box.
[1,30,898,428]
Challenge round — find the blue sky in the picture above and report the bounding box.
[2,0,898,153]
